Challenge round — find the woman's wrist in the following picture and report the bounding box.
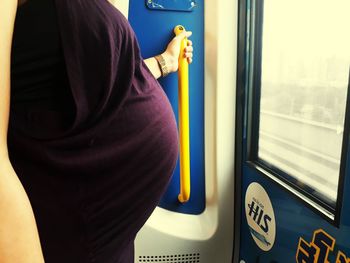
[159,52,177,75]
[155,54,170,77]
[144,52,177,79]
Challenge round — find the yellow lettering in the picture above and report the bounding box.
[336,251,350,263]
[296,229,350,263]
[311,229,336,263]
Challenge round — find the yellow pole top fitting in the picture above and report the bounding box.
[174,25,186,35]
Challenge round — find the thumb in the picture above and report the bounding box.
[175,30,192,40]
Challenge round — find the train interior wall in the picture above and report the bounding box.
[109,0,238,262]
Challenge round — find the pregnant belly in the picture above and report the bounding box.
[98,80,179,173]
[7,80,178,262]
[80,81,179,257]
[7,75,179,262]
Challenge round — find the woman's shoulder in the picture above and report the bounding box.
[84,0,133,35]
[56,0,132,33]
[56,0,138,53]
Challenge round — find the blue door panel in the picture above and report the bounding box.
[238,0,350,261]
[128,1,205,214]
[239,143,350,262]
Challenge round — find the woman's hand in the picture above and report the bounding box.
[161,31,193,74]
[144,31,193,79]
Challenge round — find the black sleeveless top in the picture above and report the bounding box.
[8,0,179,262]
[11,0,74,114]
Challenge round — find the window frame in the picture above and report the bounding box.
[246,0,350,226]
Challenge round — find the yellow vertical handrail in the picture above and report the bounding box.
[174,25,191,203]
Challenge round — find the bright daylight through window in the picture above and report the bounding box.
[258,0,350,206]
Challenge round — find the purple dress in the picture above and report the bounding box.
[8,0,179,262]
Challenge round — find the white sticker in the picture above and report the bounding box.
[245,182,276,251]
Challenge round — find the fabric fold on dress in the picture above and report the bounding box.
[54,0,135,134]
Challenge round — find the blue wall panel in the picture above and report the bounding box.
[128,1,205,214]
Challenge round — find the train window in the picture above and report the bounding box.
[248,0,350,216]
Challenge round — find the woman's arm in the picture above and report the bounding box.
[0,1,44,262]
[144,31,193,79]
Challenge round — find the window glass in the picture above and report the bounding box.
[258,0,350,205]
